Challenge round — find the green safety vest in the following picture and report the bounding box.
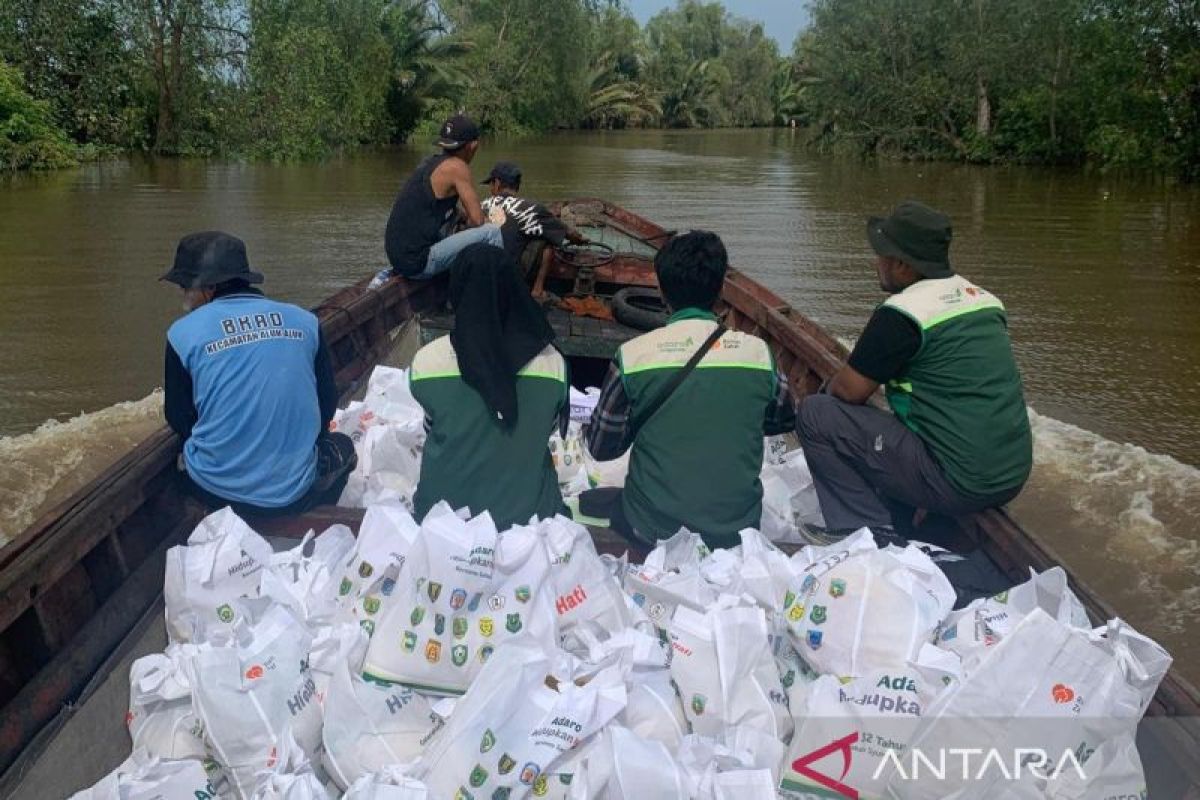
[882,275,1032,498]
[618,308,777,546]
[410,336,567,529]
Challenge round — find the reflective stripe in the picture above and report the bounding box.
[883,275,1005,329]
[623,361,775,375]
[921,300,1005,330]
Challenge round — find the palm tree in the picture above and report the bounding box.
[380,0,473,139]
[660,60,724,128]
[582,52,660,129]
[770,61,808,126]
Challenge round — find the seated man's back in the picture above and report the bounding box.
[586,231,795,548]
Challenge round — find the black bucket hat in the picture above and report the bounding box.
[160,231,264,289]
[434,113,480,150]
[867,201,954,279]
[481,161,522,186]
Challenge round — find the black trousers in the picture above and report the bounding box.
[186,431,357,519]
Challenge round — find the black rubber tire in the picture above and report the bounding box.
[612,287,669,330]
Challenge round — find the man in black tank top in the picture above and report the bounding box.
[383,114,502,279]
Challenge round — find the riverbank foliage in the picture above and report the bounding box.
[2,1,1195,179]
[800,0,1200,179]
[0,0,796,167]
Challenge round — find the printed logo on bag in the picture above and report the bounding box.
[491,789,510,800]
[245,664,264,680]
[807,629,824,650]
[691,693,707,715]
[450,588,468,610]
[1051,683,1075,704]
[359,561,374,579]
[479,617,494,637]
[339,577,353,596]
[470,764,489,787]
[363,596,382,615]
[993,589,1010,604]
[411,606,426,626]
[468,592,483,612]
[454,788,473,800]
[532,775,549,796]
[506,613,522,633]
[940,625,959,642]
[782,668,797,688]
[801,574,819,594]
[454,616,469,639]
[216,603,234,623]
[425,640,442,663]
[829,578,847,598]
[520,763,541,785]
[403,631,418,652]
[480,728,497,753]
[631,592,646,607]
[479,644,495,663]
[514,585,531,604]
[785,732,859,799]
[434,614,446,635]
[266,745,278,768]
[648,602,666,620]
[428,582,443,602]
[382,577,396,596]
[361,619,376,636]
[555,585,588,615]
[124,710,134,726]
[783,590,796,608]
[810,605,828,625]
[560,774,572,785]
[452,645,468,667]
[488,594,506,611]
[788,604,806,622]
[498,753,516,774]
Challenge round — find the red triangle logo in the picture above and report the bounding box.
[791,732,860,799]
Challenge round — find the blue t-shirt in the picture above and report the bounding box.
[167,294,321,507]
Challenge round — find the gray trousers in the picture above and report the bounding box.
[796,394,1021,531]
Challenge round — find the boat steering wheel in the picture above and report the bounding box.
[556,240,615,268]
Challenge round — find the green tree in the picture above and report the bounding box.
[381,0,473,142]
[0,61,77,170]
[583,52,660,129]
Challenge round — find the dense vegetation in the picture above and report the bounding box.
[1,0,1195,178]
[0,0,795,168]
[799,0,1200,178]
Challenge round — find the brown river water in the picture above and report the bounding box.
[1,129,1198,679]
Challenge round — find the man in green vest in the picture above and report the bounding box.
[409,243,567,529]
[797,200,1032,537]
[586,231,797,549]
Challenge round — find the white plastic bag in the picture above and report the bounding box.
[623,530,715,628]
[262,526,356,630]
[935,566,1090,667]
[537,515,634,637]
[362,505,558,694]
[894,609,1170,800]
[549,422,590,497]
[567,725,688,799]
[186,606,322,799]
[783,529,955,679]
[341,766,430,800]
[668,598,792,741]
[340,421,425,509]
[1043,732,1147,799]
[361,366,423,423]
[163,507,272,643]
[126,644,207,761]
[70,750,219,800]
[759,448,825,542]
[581,446,630,490]
[331,504,420,635]
[249,731,333,800]
[676,728,783,800]
[321,657,442,790]
[416,640,626,799]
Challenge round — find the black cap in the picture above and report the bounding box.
[867,201,954,279]
[160,232,264,289]
[434,113,480,150]
[481,161,522,187]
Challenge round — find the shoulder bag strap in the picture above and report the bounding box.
[629,322,727,435]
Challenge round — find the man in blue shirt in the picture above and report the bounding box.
[161,231,356,517]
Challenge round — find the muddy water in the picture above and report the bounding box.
[1,129,1198,677]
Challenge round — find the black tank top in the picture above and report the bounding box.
[384,154,459,275]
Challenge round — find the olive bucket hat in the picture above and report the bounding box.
[160,231,264,289]
[867,201,954,279]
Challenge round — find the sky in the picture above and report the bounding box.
[625,0,810,50]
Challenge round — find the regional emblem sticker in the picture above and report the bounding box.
[787,604,806,622]
[450,588,468,610]
[381,577,396,596]
[488,594,505,611]
[480,728,496,753]
[691,694,706,715]
[520,763,541,786]
[469,764,488,788]
[410,606,425,626]
[491,790,509,800]
[453,616,468,639]
[425,640,442,663]
[434,613,446,636]
[514,585,531,604]
[467,592,483,612]
[783,590,796,609]
[801,574,817,594]
[505,613,522,634]
[810,605,827,625]
[533,774,549,796]
[216,603,234,623]
[358,561,374,579]
[498,753,516,775]
[829,578,846,598]
[479,644,495,663]
[361,619,376,636]
[452,645,468,667]
[479,617,494,637]
[807,629,823,650]
[454,788,473,800]
[338,578,352,597]
[363,596,381,615]
[402,631,417,652]
[427,581,443,602]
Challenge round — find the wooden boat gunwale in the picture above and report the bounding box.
[0,198,1197,794]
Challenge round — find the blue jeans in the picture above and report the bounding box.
[418,224,504,278]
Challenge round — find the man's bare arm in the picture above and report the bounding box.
[827,364,880,405]
[449,163,485,226]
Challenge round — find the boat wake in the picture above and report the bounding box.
[0,392,164,543]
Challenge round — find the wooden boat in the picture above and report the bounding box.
[1,199,1197,798]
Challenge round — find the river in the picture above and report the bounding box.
[1,128,1198,678]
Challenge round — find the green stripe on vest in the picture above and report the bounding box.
[883,276,1032,497]
[618,308,776,544]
